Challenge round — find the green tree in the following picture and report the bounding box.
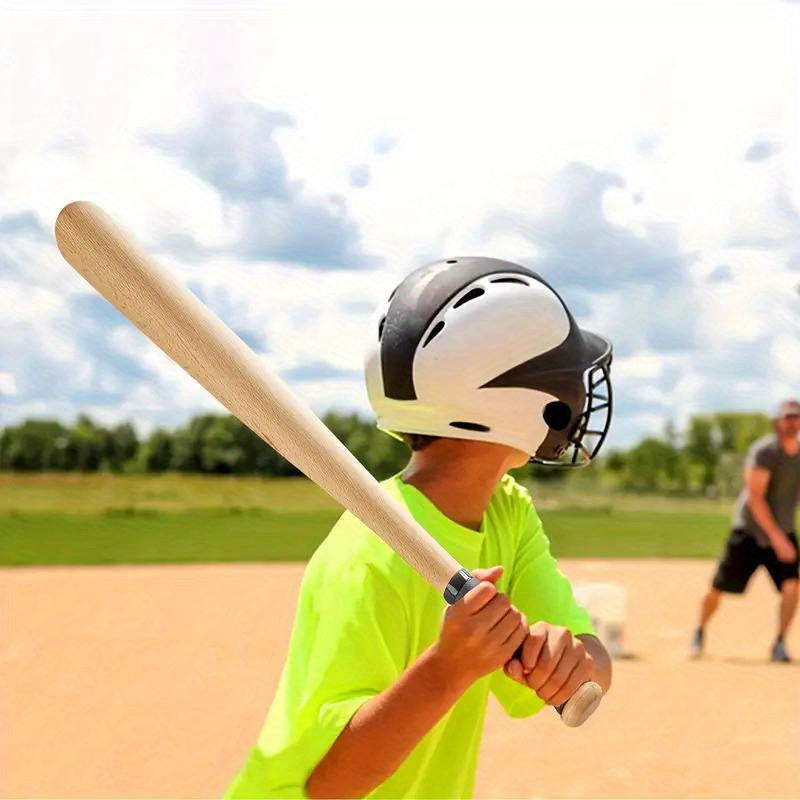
[604,450,627,473]
[138,429,173,472]
[63,415,107,472]
[683,411,771,492]
[621,437,680,492]
[175,414,298,475]
[199,416,247,473]
[347,423,408,478]
[322,412,363,448]
[712,412,771,454]
[715,450,746,497]
[106,423,138,471]
[170,415,219,471]
[322,411,407,478]
[685,415,720,491]
[0,420,69,470]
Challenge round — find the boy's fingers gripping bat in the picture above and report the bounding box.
[54,201,603,727]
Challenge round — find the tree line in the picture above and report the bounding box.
[604,412,773,495]
[0,413,407,478]
[0,410,775,494]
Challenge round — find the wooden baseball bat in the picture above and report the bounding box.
[54,201,602,727]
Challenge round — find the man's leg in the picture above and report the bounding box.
[779,578,798,640]
[762,532,799,662]
[690,588,721,657]
[699,587,722,628]
[768,580,798,662]
[692,530,757,658]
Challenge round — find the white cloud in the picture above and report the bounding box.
[1,1,799,448]
[612,355,666,382]
[0,372,17,396]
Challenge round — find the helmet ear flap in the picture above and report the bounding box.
[532,380,587,464]
[543,401,572,431]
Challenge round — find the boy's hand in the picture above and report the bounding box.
[431,566,528,690]
[504,622,595,708]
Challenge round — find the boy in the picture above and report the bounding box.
[227,257,613,798]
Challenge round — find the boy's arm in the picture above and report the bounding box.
[495,503,611,714]
[306,645,466,799]
[504,624,610,709]
[306,566,526,799]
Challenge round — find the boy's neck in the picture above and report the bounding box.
[401,442,519,531]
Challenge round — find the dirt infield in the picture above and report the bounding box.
[2,560,799,798]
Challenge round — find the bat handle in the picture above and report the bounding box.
[444,569,603,728]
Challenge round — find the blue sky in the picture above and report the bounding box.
[1,1,799,448]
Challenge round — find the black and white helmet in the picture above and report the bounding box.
[365,257,613,467]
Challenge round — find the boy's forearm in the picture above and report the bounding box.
[306,645,469,799]
[578,634,612,693]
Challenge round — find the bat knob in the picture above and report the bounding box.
[556,681,603,727]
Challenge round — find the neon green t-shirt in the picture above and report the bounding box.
[226,474,593,799]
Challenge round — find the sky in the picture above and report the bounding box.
[1,0,799,448]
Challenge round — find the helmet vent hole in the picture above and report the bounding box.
[423,320,445,347]
[450,421,490,433]
[446,259,458,263]
[378,316,386,341]
[543,401,572,431]
[490,277,528,286]
[453,287,485,308]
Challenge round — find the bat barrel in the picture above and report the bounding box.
[54,201,462,592]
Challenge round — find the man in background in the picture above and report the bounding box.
[691,400,800,662]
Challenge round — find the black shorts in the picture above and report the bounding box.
[712,529,800,593]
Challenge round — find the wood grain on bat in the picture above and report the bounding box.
[55,201,462,591]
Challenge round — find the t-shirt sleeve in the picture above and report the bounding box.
[490,500,595,719]
[230,558,408,798]
[747,439,778,472]
[303,562,408,749]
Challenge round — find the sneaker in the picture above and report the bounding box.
[771,640,791,663]
[689,628,704,659]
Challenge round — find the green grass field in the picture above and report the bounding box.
[0,473,733,566]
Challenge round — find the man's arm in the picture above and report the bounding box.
[306,566,527,799]
[746,466,797,562]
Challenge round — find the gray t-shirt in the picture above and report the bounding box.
[732,434,800,547]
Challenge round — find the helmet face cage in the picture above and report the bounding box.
[531,357,613,468]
